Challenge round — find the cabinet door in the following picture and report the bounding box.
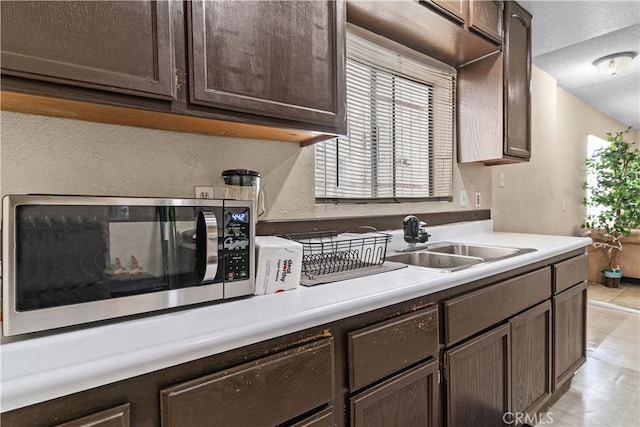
[427,0,468,23]
[503,1,532,159]
[161,338,334,427]
[350,359,439,427]
[188,0,346,131]
[54,404,130,427]
[469,0,503,43]
[445,323,511,427]
[510,301,552,414]
[553,282,587,390]
[0,1,175,100]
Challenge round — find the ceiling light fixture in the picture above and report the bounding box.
[593,52,636,75]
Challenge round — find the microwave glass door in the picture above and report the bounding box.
[13,204,223,311]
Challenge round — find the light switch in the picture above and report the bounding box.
[460,191,468,207]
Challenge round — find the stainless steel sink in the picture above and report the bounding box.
[385,242,536,272]
[426,243,521,260]
[386,251,483,271]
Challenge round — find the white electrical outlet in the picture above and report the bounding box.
[499,172,505,188]
[460,190,468,207]
[474,191,481,208]
[195,186,214,199]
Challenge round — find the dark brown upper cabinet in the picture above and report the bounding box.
[347,0,500,68]
[188,0,346,133]
[0,1,176,100]
[457,0,531,164]
[503,1,532,160]
[423,0,503,44]
[1,0,346,144]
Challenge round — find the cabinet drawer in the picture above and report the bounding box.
[290,406,334,427]
[160,338,334,427]
[348,305,438,391]
[553,254,588,294]
[444,267,551,345]
[55,404,130,427]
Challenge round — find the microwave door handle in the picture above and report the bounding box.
[196,211,219,282]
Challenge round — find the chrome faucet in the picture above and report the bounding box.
[403,215,431,248]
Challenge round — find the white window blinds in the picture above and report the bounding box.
[315,31,455,201]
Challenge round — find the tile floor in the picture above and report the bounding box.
[536,300,640,426]
[587,279,640,311]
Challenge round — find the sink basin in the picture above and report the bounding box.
[386,252,483,271]
[426,243,521,260]
[385,242,536,272]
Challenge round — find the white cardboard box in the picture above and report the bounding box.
[254,236,303,295]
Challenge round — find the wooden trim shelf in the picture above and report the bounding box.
[0,91,335,145]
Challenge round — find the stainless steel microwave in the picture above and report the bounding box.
[2,195,255,336]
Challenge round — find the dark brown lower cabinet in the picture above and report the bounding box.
[510,301,552,414]
[553,281,587,390]
[55,404,130,427]
[1,251,588,427]
[160,338,334,427]
[445,323,511,427]
[350,359,439,427]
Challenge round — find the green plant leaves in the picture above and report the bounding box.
[583,127,640,239]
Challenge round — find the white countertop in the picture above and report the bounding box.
[0,220,591,412]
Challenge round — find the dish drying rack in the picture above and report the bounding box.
[282,229,391,280]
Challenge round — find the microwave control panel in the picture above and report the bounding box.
[222,207,251,281]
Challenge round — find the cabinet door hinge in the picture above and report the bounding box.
[439,364,447,384]
[440,355,449,384]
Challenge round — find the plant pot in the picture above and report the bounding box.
[603,269,623,288]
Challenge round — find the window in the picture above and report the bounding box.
[585,134,608,218]
[315,31,455,202]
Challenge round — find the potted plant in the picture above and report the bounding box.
[582,127,640,287]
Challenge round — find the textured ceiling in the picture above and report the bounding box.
[518,0,640,129]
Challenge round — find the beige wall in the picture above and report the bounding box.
[491,66,635,236]
[0,111,491,223]
[2,67,633,229]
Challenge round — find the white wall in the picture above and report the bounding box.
[491,66,636,236]
[0,111,491,223]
